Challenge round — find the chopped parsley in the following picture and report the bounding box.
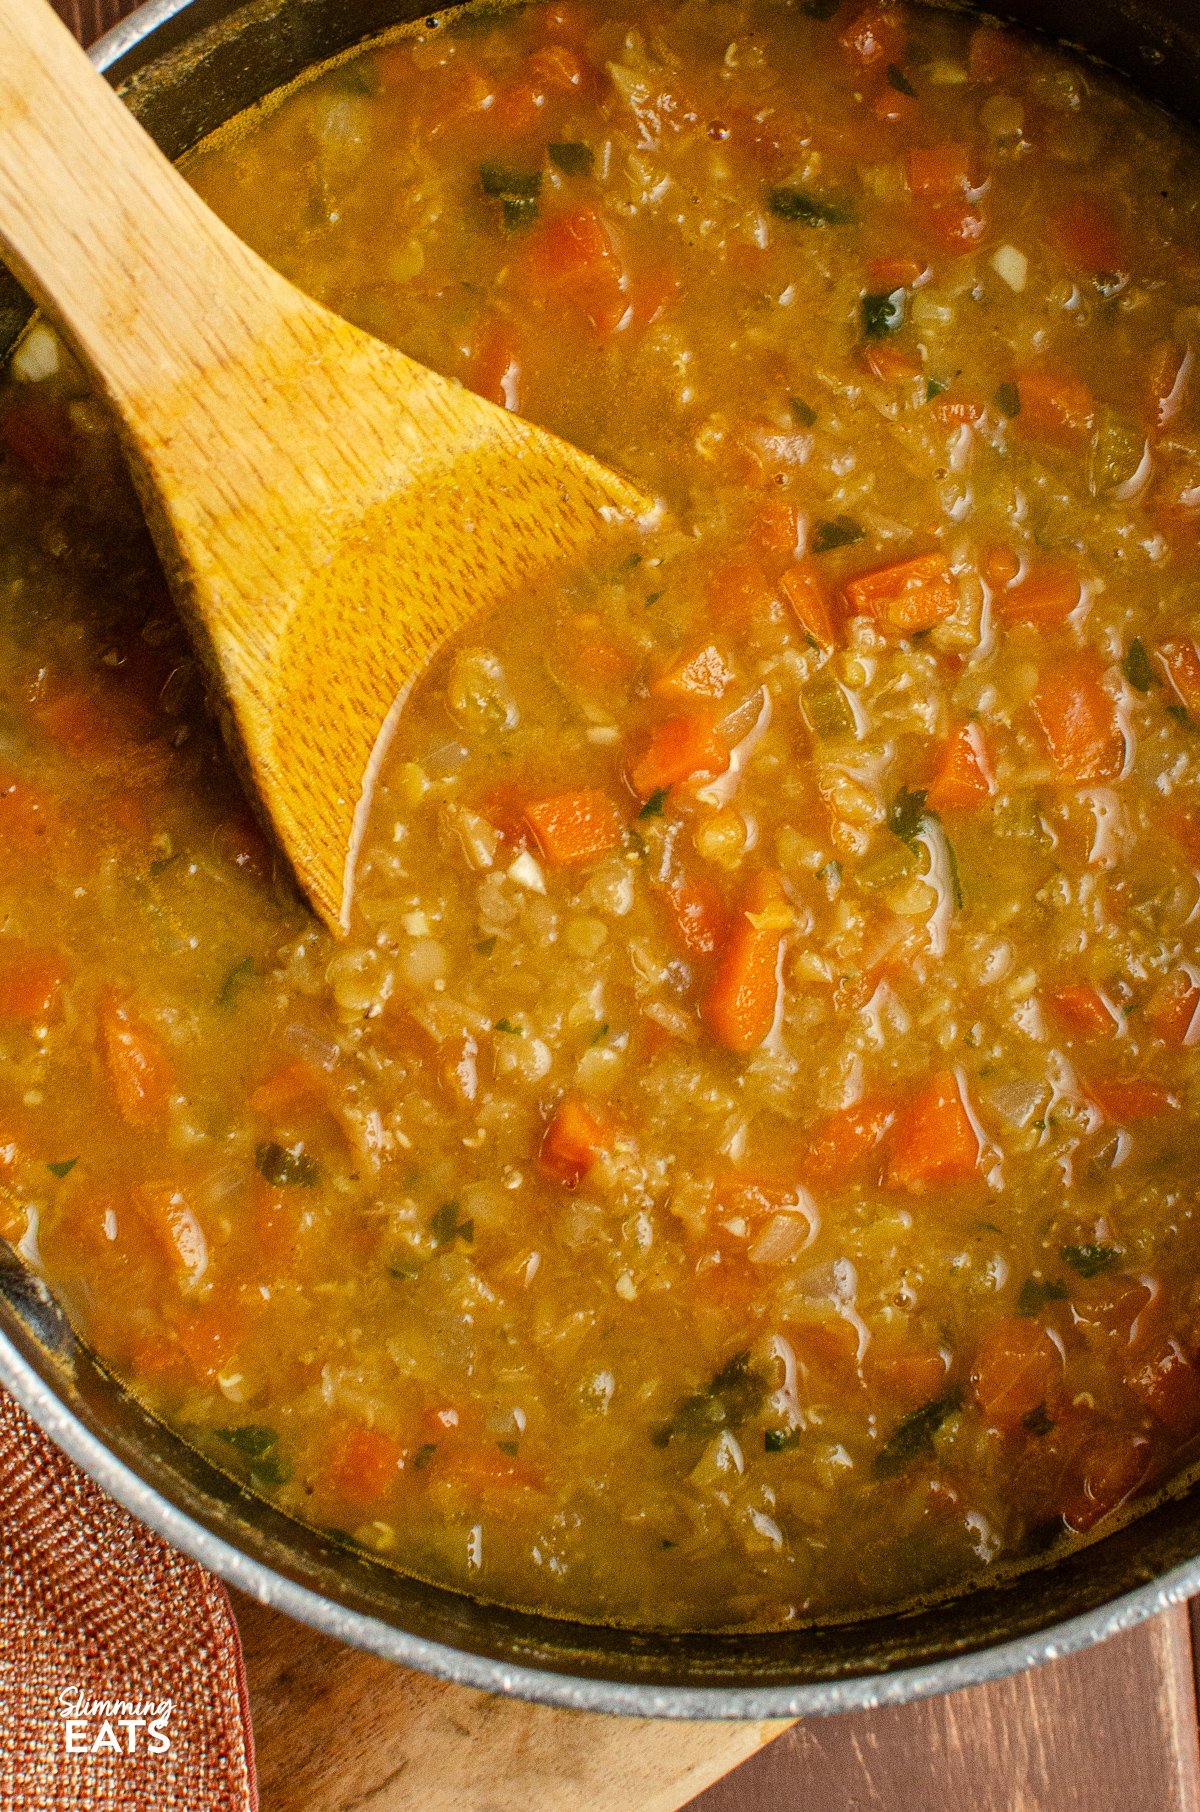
[993,381,1021,418]
[1022,1403,1055,1437]
[494,1017,523,1034]
[874,1387,963,1479]
[811,515,865,553]
[1061,1242,1122,1278]
[764,1427,802,1453]
[217,954,254,1009]
[639,787,669,819]
[480,162,543,198]
[46,1158,78,1179]
[769,186,856,227]
[886,63,916,95]
[431,1200,474,1247]
[548,141,594,176]
[1122,638,1156,693]
[789,397,818,428]
[255,1141,319,1188]
[216,1424,277,1458]
[862,289,906,338]
[1016,1276,1069,1317]
[652,1351,769,1447]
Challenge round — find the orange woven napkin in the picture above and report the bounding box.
[0,1387,257,1811]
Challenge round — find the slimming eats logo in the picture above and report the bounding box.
[58,1686,174,1756]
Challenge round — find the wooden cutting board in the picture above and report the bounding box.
[232,1589,1200,1812]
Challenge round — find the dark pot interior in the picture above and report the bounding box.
[2,0,1200,1717]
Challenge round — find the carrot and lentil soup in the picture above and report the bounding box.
[3,0,1200,1628]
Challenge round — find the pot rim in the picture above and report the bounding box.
[2,0,1197,1721]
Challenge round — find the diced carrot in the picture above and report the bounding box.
[838,4,905,67]
[1156,639,1200,716]
[930,395,984,428]
[1047,983,1119,1038]
[926,720,994,813]
[523,790,623,866]
[867,256,927,291]
[1168,809,1200,867]
[137,1183,208,1290]
[983,543,1021,588]
[887,1070,981,1193]
[996,559,1084,627]
[792,1312,862,1387]
[754,499,800,561]
[973,1318,1063,1431]
[631,264,682,330]
[652,644,736,703]
[968,22,1028,80]
[249,1059,334,1118]
[1032,654,1124,783]
[918,201,986,254]
[527,43,585,90]
[864,1346,949,1410]
[660,877,727,959]
[703,870,790,1055]
[869,82,916,126]
[212,811,273,883]
[907,144,973,199]
[440,1444,546,1496]
[629,712,729,799]
[489,79,547,135]
[518,207,627,339]
[1051,199,1126,276]
[802,1095,898,1189]
[1014,369,1096,450]
[0,395,75,482]
[1146,340,1191,432]
[326,1424,406,1504]
[708,559,774,628]
[1146,968,1200,1047]
[98,991,173,1128]
[1058,1429,1150,1533]
[37,691,122,760]
[468,316,522,412]
[0,950,66,1021]
[1086,1078,1178,1122]
[780,561,840,649]
[540,1097,614,1185]
[171,1303,243,1383]
[1128,1340,1200,1436]
[862,341,923,382]
[844,551,959,634]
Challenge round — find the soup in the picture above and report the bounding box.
[4,0,1200,1628]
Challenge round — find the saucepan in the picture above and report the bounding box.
[2,0,1200,1719]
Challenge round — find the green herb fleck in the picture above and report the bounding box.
[789,397,818,428]
[502,195,538,229]
[589,1022,609,1046]
[639,787,669,819]
[149,851,180,877]
[388,1261,423,1281]
[994,381,1021,418]
[217,955,254,1009]
[886,62,916,95]
[1122,638,1157,693]
[548,141,594,176]
[497,1439,520,1456]
[769,186,856,227]
[480,162,543,198]
[926,376,949,401]
[1061,1242,1122,1278]
[412,1443,436,1470]
[46,1158,78,1179]
[945,832,965,911]
[475,936,497,956]
[874,1387,963,1479]
[255,1142,319,1188]
[862,289,905,338]
[1016,1276,1068,1317]
[216,1425,277,1458]
[811,515,864,553]
[1167,704,1195,731]
[431,1200,474,1247]
[888,785,931,844]
[765,1427,802,1453]
[249,1455,291,1488]
[494,1017,523,1035]
[624,827,648,859]
[652,1351,769,1448]
[1022,1403,1055,1437]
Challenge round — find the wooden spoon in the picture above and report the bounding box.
[0,0,652,929]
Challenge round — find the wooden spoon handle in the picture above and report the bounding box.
[0,0,288,414]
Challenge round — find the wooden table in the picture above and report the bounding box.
[233,1590,1200,1811]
